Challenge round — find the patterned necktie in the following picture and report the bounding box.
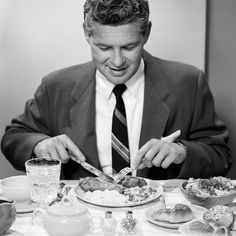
[112,84,130,174]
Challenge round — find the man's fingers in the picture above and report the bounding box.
[35,152,51,159]
[56,145,70,163]
[133,138,182,170]
[132,139,160,169]
[137,163,146,169]
[160,154,175,169]
[33,134,85,163]
[63,135,86,162]
[48,148,60,161]
[132,141,151,169]
[132,153,142,169]
[161,130,181,142]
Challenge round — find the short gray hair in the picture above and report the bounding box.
[83,0,150,35]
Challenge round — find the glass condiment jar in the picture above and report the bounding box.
[103,210,117,235]
[120,211,137,234]
[89,215,104,234]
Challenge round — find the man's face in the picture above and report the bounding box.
[84,22,150,85]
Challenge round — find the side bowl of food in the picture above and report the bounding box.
[179,205,234,235]
[179,180,236,209]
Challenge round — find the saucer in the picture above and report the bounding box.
[15,201,40,214]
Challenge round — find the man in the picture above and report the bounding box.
[1,0,232,180]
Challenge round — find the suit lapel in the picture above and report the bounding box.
[69,63,101,170]
[137,52,170,177]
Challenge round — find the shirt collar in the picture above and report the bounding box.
[125,59,144,102]
[96,58,145,102]
[96,70,114,101]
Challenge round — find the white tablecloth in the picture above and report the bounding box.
[1,179,235,236]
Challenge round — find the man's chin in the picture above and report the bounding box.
[106,75,130,85]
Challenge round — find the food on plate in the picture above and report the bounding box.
[203,205,234,228]
[76,176,160,205]
[188,220,214,234]
[179,205,233,235]
[123,185,158,202]
[185,176,236,197]
[78,176,124,193]
[83,184,158,205]
[83,189,129,205]
[118,176,147,188]
[150,204,193,223]
[185,220,230,235]
[78,176,148,193]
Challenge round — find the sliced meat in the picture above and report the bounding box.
[118,176,147,188]
[78,176,124,193]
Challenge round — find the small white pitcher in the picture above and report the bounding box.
[33,196,90,236]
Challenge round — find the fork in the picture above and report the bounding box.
[49,183,71,206]
[113,167,134,184]
[113,130,181,184]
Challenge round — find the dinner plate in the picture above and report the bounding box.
[0,184,39,214]
[145,204,207,229]
[178,220,198,235]
[74,178,163,208]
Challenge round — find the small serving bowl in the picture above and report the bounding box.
[0,199,16,235]
[179,181,236,209]
[1,175,31,204]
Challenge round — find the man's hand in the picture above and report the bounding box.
[132,139,186,170]
[33,134,86,163]
[132,130,185,170]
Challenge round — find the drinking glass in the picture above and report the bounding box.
[25,158,61,206]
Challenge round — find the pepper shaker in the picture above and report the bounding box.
[103,210,117,235]
[120,210,137,234]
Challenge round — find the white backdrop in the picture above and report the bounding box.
[0,0,206,178]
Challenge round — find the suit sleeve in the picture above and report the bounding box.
[177,71,232,178]
[1,78,51,171]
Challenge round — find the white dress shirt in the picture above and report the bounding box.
[96,59,144,176]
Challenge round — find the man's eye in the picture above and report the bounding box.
[99,46,109,51]
[123,45,135,50]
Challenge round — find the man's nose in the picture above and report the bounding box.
[111,50,125,67]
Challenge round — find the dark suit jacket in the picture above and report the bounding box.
[1,51,232,180]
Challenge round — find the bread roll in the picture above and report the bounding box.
[188,220,229,235]
[189,220,214,234]
[151,204,193,223]
[203,205,234,228]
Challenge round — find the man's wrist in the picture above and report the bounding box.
[175,141,187,152]
[174,141,187,164]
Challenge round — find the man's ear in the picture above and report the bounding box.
[143,21,152,44]
[83,23,91,44]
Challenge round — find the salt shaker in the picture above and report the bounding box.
[89,215,104,234]
[103,210,117,235]
[121,211,137,234]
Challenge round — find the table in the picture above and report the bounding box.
[1,179,235,236]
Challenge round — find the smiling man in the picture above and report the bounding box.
[84,20,150,85]
[1,0,232,180]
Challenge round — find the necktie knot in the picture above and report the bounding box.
[113,84,127,98]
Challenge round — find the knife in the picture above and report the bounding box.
[68,151,114,183]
